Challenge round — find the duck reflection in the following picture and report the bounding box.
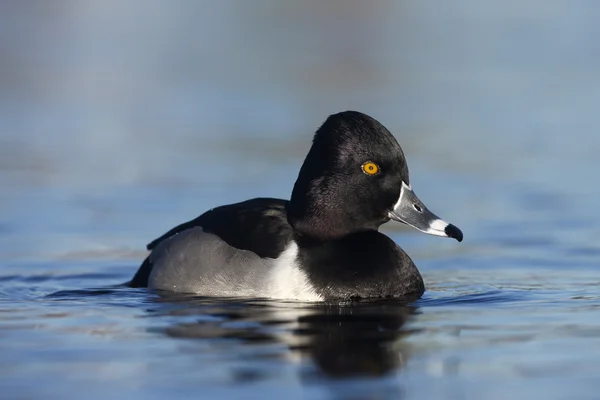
[294,304,416,377]
[147,293,420,378]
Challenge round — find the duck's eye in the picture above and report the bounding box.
[361,161,380,176]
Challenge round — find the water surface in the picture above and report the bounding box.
[1,2,600,399]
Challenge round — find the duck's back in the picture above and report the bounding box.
[147,198,293,256]
[129,198,306,297]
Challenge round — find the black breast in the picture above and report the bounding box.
[297,231,424,300]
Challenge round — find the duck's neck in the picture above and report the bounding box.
[286,200,378,247]
[287,211,338,242]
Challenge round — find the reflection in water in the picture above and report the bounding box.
[296,309,414,378]
[151,293,418,378]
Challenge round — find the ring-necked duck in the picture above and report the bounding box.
[129,111,462,301]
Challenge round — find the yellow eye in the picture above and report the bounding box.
[361,161,380,176]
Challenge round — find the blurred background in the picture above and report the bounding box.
[2,2,600,399]
[2,0,598,264]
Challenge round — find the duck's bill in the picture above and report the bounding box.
[388,182,463,242]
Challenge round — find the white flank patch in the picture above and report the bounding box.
[268,242,323,302]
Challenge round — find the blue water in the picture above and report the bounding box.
[1,2,600,399]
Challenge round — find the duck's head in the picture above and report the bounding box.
[287,110,463,243]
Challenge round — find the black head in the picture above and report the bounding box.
[287,111,463,244]
[287,111,407,240]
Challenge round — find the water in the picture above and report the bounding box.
[1,1,600,399]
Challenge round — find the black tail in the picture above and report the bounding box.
[128,256,153,287]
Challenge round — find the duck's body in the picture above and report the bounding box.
[130,198,423,301]
[129,111,462,301]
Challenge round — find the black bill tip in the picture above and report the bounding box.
[445,224,463,242]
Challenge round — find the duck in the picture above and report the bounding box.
[128,111,462,301]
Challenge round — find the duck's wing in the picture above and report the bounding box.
[146,215,202,251]
[147,197,292,257]
[129,198,293,288]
